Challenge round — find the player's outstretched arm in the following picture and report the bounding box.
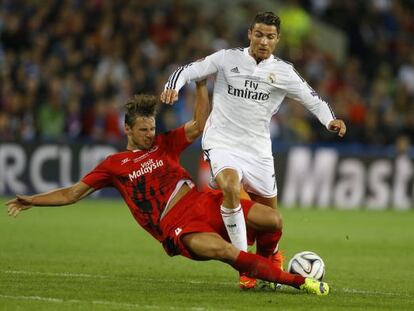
[160,50,223,105]
[184,79,210,143]
[6,181,94,217]
[328,119,346,137]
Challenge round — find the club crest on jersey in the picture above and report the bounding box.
[268,73,276,83]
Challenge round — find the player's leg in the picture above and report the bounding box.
[248,194,282,254]
[246,203,283,260]
[215,168,241,209]
[248,193,284,280]
[241,200,282,289]
[243,154,283,267]
[242,158,284,290]
[244,201,282,231]
[181,232,239,262]
[182,232,288,279]
[204,149,247,252]
[248,193,277,209]
[215,168,248,253]
[244,198,283,289]
[181,232,329,295]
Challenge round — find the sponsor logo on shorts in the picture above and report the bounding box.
[175,227,182,236]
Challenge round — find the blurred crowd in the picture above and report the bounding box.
[0,0,413,149]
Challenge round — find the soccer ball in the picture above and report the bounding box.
[287,251,325,281]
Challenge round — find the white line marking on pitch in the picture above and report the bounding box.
[3,269,110,279]
[0,294,225,311]
[341,288,412,298]
[6,270,411,300]
[0,295,64,303]
[2,269,233,285]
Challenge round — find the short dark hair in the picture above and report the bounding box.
[124,94,158,127]
[250,11,281,33]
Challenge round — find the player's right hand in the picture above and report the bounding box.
[328,119,346,137]
[160,89,178,105]
[6,195,33,217]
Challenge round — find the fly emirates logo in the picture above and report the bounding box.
[128,158,164,181]
[227,79,270,101]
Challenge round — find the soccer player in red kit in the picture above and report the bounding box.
[6,81,329,295]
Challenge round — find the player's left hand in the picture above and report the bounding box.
[6,195,33,217]
[328,119,346,137]
[160,89,178,105]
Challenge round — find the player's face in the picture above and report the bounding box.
[125,116,156,150]
[248,23,280,62]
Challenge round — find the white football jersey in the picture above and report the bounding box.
[166,47,335,157]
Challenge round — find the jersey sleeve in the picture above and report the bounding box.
[284,66,335,128]
[81,157,113,190]
[162,126,191,160]
[165,49,225,91]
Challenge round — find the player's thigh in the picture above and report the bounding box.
[246,202,282,232]
[215,168,241,194]
[248,192,278,209]
[242,156,277,198]
[204,149,243,183]
[181,232,239,262]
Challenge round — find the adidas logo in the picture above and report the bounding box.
[230,67,240,73]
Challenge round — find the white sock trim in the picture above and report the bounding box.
[220,205,241,215]
[220,204,247,252]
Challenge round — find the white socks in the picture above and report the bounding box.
[220,204,247,251]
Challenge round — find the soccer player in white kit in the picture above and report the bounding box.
[161,12,346,289]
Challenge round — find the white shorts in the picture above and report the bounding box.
[203,148,277,198]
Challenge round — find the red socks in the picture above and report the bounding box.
[256,229,282,258]
[232,251,305,288]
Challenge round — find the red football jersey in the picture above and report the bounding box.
[82,126,193,241]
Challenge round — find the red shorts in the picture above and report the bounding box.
[160,188,254,260]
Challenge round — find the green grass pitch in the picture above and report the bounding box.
[1,197,413,311]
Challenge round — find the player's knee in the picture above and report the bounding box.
[220,182,240,201]
[269,210,283,231]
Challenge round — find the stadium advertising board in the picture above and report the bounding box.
[280,147,413,211]
[0,143,412,210]
[0,143,117,194]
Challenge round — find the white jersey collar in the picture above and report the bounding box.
[244,47,274,64]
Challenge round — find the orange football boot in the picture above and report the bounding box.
[239,272,257,289]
